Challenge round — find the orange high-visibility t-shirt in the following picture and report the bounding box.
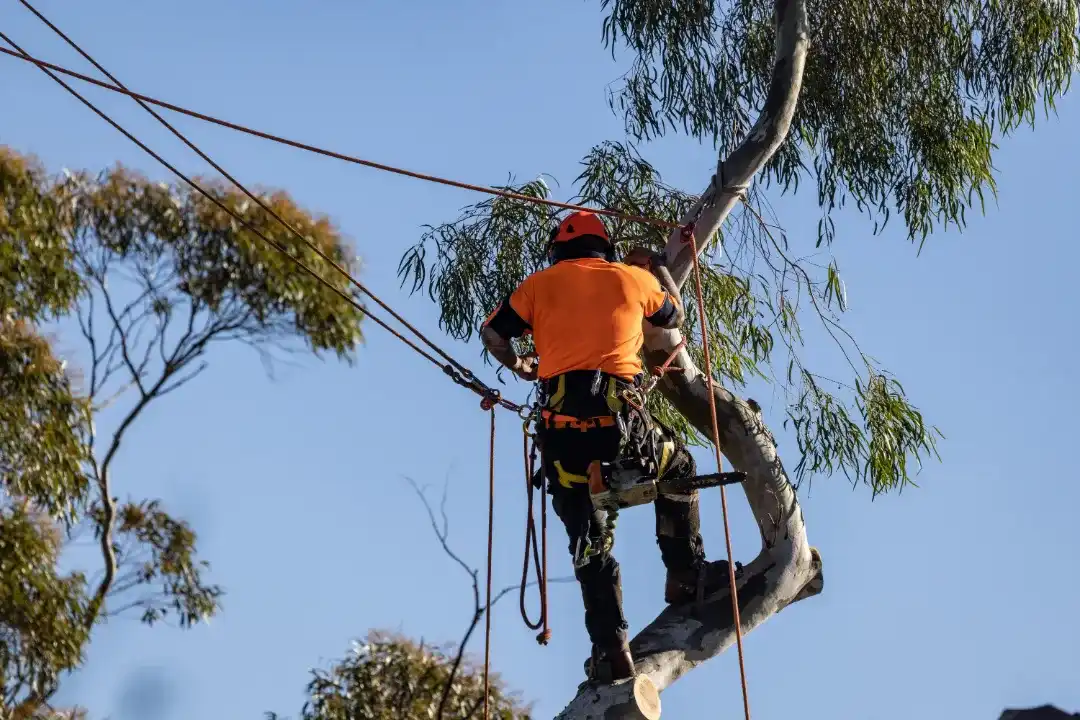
[483,258,676,380]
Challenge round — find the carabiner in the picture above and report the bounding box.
[480,389,501,411]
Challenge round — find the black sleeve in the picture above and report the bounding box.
[645,295,678,327]
[483,296,531,339]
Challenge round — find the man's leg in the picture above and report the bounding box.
[549,485,629,641]
[543,426,632,681]
[654,430,734,605]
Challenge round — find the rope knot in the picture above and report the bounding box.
[480,390,501,411]
[536,629,552,646]
[680,221,696,242]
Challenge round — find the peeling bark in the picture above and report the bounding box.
[556,1,818,717]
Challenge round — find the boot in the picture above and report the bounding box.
[664,559,741,606]
[584,640,635,684]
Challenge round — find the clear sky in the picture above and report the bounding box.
[3,2,1078,719]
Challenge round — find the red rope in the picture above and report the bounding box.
[686,230,752,720]
[539,456,550,643]
[0,25,525,416]
[11,0,472,380]
[483,408,496,720]
[653,339,688,378]
[0,44,685,233]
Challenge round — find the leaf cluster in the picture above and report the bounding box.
[601,0,1079,247]
[268,631,531,720]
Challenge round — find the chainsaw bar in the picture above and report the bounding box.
[656,470,747,494]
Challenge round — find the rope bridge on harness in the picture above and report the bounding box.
[1,7,753,717]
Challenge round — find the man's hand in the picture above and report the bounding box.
[623,246,665,270]
[513,352,539,381]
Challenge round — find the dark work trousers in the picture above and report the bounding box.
[539,372,706,650]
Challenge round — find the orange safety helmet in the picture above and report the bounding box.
[549,210,611,245]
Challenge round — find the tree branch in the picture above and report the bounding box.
[557,0,820,716]
[81,313,220,637]
[95,277,154,399]
[403,477,483,720]
[403,477,569,719]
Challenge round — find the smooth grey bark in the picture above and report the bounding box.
[556,0,820,717]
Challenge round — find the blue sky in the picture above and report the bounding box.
[3,2,1078,719]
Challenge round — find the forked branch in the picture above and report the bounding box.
[404,478,571,719]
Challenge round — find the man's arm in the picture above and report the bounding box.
[624,247,686,329]
[480,290,539,381]
[480,325,536,379]
[650,258,686,328]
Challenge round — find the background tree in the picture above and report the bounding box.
[0,146,366,716]
[397,0,1079,715]
[269,479,553,720]
[270,631,531,720]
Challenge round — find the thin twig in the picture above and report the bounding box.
[402,476,567,719]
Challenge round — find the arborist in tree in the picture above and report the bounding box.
[480,210,734,684]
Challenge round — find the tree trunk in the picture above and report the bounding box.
[556,1,820,717]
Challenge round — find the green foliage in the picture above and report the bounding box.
[106,499,223,627]
[0,148,367,712]
[0,319,91,520]
[62,166,365,362]
[398,138,942,494]
[600,0,1079,246]
[269,631,531,720]
[0,506,89,713]
[395,0,1074,494]
[0,148,82,321]
[399,178,552,342]
[787,371,941,495]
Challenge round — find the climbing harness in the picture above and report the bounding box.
[573,355,747,514]
[4,9,753,716]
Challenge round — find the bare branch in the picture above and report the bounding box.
[75,291,99,396]
[156,360,208,398]
[90,377,141,413]
[403,475,569,719]
[83,339,213,633]
[492,576,573,607]
[404,477,479,596]
[402,476,482,719]
[95,277,152,398]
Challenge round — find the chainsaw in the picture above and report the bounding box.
[587,455,747,513]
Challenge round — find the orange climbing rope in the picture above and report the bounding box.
[483,406,497,720]
[5,2,519,412]
[0,44,684,233]
[685,225,752,720]
[0,27,525,417]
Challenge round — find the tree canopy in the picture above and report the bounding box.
[0,147,365,715]
[268,631,532,720]
[399,0,1079,496]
